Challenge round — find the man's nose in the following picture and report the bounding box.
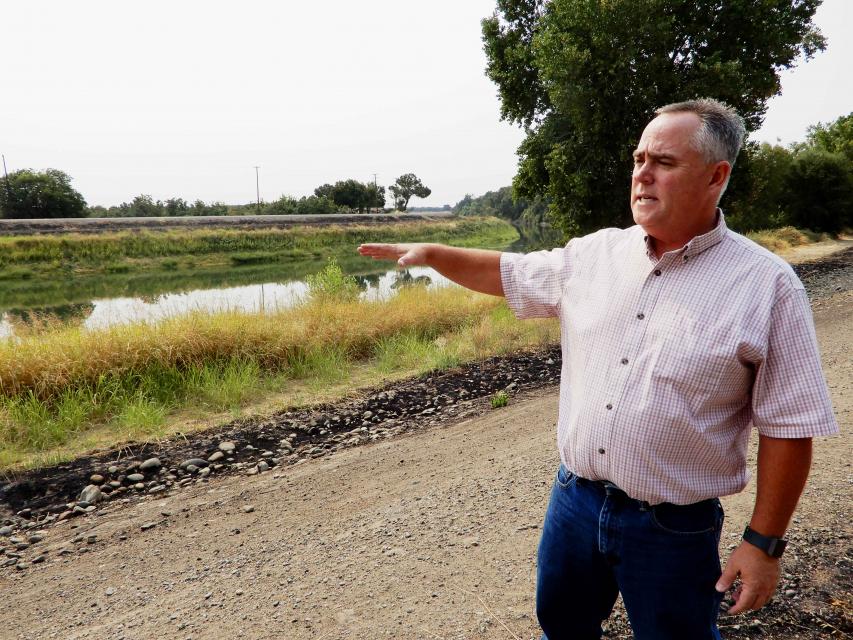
[633,162,653,183]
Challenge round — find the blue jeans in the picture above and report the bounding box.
[536,465,725,639]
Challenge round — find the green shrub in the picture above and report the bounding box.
[305,257,360,303]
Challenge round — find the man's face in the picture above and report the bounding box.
[630,112,718,239]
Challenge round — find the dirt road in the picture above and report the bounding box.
[1,251,850,640]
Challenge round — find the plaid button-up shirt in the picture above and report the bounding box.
[500,213,838,505]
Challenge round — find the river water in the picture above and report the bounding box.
[0,226,566,339]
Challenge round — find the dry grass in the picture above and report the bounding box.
[0,286,559,470]
[746,226,830,252]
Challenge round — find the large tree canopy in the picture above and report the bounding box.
[0,169,87,219]
[482,0,826,235]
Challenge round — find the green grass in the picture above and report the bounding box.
[490,391,509,409]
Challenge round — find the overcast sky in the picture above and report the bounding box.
[2,1,850,208]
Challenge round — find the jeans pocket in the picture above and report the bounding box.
[555,465,578,490]
[650,498,722,535]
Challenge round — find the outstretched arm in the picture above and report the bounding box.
[716,435,812,614]
[358,242,504,297]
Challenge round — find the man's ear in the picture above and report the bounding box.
[709,161,732,189]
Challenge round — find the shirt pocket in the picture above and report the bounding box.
[648,315,735,415]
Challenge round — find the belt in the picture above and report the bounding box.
[575,475,715,512]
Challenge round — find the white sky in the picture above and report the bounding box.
[2,1,850,208]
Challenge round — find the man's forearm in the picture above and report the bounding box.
[424,244,504,297]
[749,435,812,537]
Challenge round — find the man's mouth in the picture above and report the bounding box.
[635,195,657,204]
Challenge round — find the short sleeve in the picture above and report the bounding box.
[500,245,572,319]
[752,288,839,438]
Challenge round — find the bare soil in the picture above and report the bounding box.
[0,247,850,640]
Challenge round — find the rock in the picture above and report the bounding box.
[242,505,255,513]
[180,458,208,469]
[78,485,103,505]
[14,562,29,570]
[140,458,162,472]
[108,465,119,474]
[141,522,156,531]
[218,442,236,454]
[199,467,211,478]
[105,587,115,596]
[31,554,46,564]
[0,526,13,537]
[89,474,104,484]
[257,461,269,473]
[207,451,224,463]
[126,473,145,483]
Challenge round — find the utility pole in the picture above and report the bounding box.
[254,166,261,214]
[371,173,378,188]
[1,155,11,214]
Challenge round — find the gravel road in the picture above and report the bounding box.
[0,244,850,640]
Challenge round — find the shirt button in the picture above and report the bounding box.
[606,403,613,410]
[598,448,606,454]
[683,255,690,262]
[636,312,645,320]
[654,269,662,276]
[621,358,628,365]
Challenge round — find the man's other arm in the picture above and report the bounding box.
[716,435,812,614]
[358,243,504,297]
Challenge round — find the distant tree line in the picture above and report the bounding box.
[0,172,431,219]
[456,112,853,236]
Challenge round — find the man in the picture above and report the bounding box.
[358,99,838,639]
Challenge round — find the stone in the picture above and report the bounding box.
[90,474,104,484]
[257,461,269,473]
[126,473,145,483]
[141,522,156,531]
[78,485,103,505]
[181,458,208,469]
[207,451,224,463]
[242,505,255,513]
[218,441,236,453]
[140,458,162,472]
[0,526,12,537]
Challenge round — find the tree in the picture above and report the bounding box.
[785,149,852,234]
[482,0,826,235]
[389,173,431,211]
[0,168,87,219]
[724,142,795,232]
[803,112,853,162]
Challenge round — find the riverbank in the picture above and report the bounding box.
[0,216,516,282]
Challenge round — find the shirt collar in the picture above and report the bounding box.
[643,208,728,261]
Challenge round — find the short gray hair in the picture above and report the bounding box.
[656,98,746,167]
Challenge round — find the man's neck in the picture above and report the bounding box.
[647,211,719,259]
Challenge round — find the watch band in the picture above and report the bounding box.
[742,525,787,558]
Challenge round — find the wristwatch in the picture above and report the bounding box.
[742,525,787,558]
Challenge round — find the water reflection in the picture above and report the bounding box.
[0,267,451,338]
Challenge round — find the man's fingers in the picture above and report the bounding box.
[357,243,401,260]
[727,585,760,615]
[715,563,738,593]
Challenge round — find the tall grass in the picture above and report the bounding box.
[0,274,559,469]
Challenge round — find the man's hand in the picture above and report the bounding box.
[716,541,780,614]
[358,243,431,268]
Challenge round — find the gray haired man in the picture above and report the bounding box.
[359,98,838,639]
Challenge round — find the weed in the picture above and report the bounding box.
[491,390,509,408]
